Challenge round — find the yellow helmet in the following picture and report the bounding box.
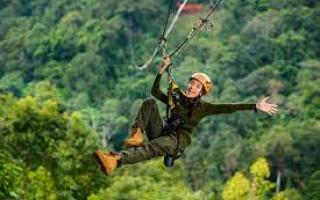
[190,73,213,95]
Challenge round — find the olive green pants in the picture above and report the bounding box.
[119,98,184,165]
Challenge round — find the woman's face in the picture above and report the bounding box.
[185,79,203,98]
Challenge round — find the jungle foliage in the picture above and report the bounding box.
[0,0,319,199]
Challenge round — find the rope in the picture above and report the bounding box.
[169,0,223,58]
[165,0,188,38]
[161,0,175,40]
[138,0,188,70]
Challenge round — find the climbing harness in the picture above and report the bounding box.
[163,80,201,167]
[163,68,203,167]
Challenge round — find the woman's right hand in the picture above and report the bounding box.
[159,56,171,74]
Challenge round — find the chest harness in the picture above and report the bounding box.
[163,69,201,167]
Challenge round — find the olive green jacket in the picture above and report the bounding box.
[151,73,257,146]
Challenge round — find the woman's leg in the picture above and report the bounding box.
[119,134,178,165]
[132,98,164,141]
[95,134,179,174]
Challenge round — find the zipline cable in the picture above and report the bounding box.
[138,0,223,70]
[161,0,175,40]
[169,0,223,58]
[139,0,188,70]
[165,0,188,38]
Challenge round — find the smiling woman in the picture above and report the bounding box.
[187,72,213,98]
[186,78,203,98]
[95,57,279,175]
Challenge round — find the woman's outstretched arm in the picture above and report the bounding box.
[200,96,278,117]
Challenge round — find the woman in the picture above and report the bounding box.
[95,57,278,175]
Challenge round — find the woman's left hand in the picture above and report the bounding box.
[256,97,278,116]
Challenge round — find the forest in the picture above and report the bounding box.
[0,0,319,199]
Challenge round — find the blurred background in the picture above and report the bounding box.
[0,0,319,199]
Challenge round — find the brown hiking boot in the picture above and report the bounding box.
[123,126,144,148]
[94,150,121,175]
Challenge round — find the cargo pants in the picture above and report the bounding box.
[119,98,184,165]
